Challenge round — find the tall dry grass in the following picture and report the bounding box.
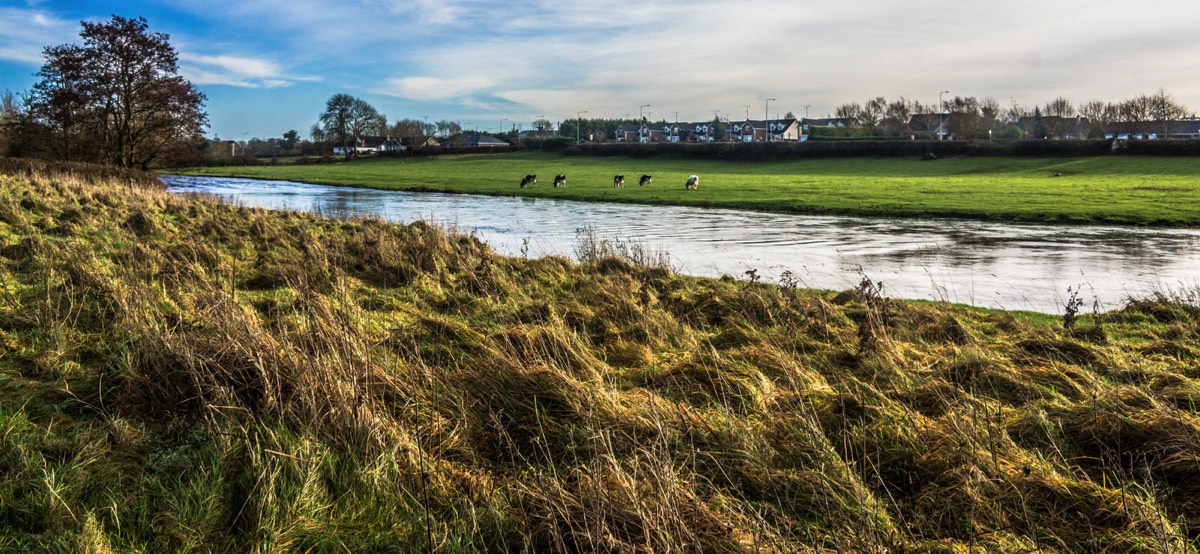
[0,160,1198,551]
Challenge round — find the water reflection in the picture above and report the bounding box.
[161,175,1200,314]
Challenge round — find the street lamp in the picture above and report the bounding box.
[938,90,949,140]
[765,98,775,141]
[576,110,587,144]
[499,118,508,137]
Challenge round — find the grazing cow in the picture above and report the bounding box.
[613,174,625,187]
[553,174,567,188]
[685,175,699,189]
[520,174,537,188]
[639,174,652,186]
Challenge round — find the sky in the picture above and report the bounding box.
[2,0,1199,140]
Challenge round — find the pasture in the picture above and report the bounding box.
[181,153,1200,226]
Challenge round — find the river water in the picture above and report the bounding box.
[161,175,1200,314]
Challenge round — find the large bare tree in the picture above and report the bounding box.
[28,16,207,168]
[315,93,385,157]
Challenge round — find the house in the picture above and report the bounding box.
[402,137,440,149]
[727,119,801,142]
[638,123,666,142]
[615,124,640,142]
[331,135,406,156]
[1167,119,1200,139]
[689,122,719,142]
[469,135,509,147]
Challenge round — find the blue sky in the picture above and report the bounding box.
[3,0,1199,140]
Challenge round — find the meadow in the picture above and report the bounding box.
[181,152,1200,226]
[2,158,1200,551]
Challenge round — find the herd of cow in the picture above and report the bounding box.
[519,173,699,189]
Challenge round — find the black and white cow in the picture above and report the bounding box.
[613,174,625,188]
[685,175,699,189]
[553,174,567,188]
[639,174,652,186]
[520,174,537,188]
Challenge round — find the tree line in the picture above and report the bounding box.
[831,90,1192,140]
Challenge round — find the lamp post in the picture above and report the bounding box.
[499,118,508,137]
[765,98,775,141]
[938,90,949,140]
[576,110,587,144]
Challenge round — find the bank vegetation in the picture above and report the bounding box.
[2,159,1199,551]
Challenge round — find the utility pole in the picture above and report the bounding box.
[939,90,949,140]
[576,110,587,144]
[765,98,775,141]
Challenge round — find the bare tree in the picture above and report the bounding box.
[861,97,886,133]
[391,118,428,145]
[883,98,914,136]
[1148,88,1188,136]
[1043,97,1074,118]
[27,16,207,168]
[435,120,462,138]
[1077,100,1108,138]
[317,93,382,157]
[834,103,863,124]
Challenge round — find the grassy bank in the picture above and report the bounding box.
[4,159,1200,551]
[179,152,1200,226]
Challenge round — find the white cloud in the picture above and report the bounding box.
[377,76,497,101]
[179,53,320,88]
[0,7,76,64]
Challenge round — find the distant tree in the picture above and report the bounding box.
[435,120,462,138]
[0,89,30,156]
[980,97,1001,139]
[1030,106,1046,139]
[281,129,300,150]
[942,96,981,139]
[1003,102,1030,126]
[1148,88,1188,136]
[391,118,428,145]
[532,118,553,133]
[1043,97,1074,118]
[883,98,914,136]
[27,16,207,168]
[834,103,863,125]
[316,93,382,157]
[859,97,885,134]
[1077,100,1108,138]
[710,116,728,142]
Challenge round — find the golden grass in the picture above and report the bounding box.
[1,158,1199,551]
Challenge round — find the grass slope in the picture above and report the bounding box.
[181,153,1200,226]
[3,158,1200,551]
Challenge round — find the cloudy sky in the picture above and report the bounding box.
[2,0,1198,140]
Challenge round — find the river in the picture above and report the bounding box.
[161,175,1200,314]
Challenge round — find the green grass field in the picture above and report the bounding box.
[181,153,1200,226]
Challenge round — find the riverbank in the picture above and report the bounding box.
[177,152,1200,226]
[4,160,1200,550]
